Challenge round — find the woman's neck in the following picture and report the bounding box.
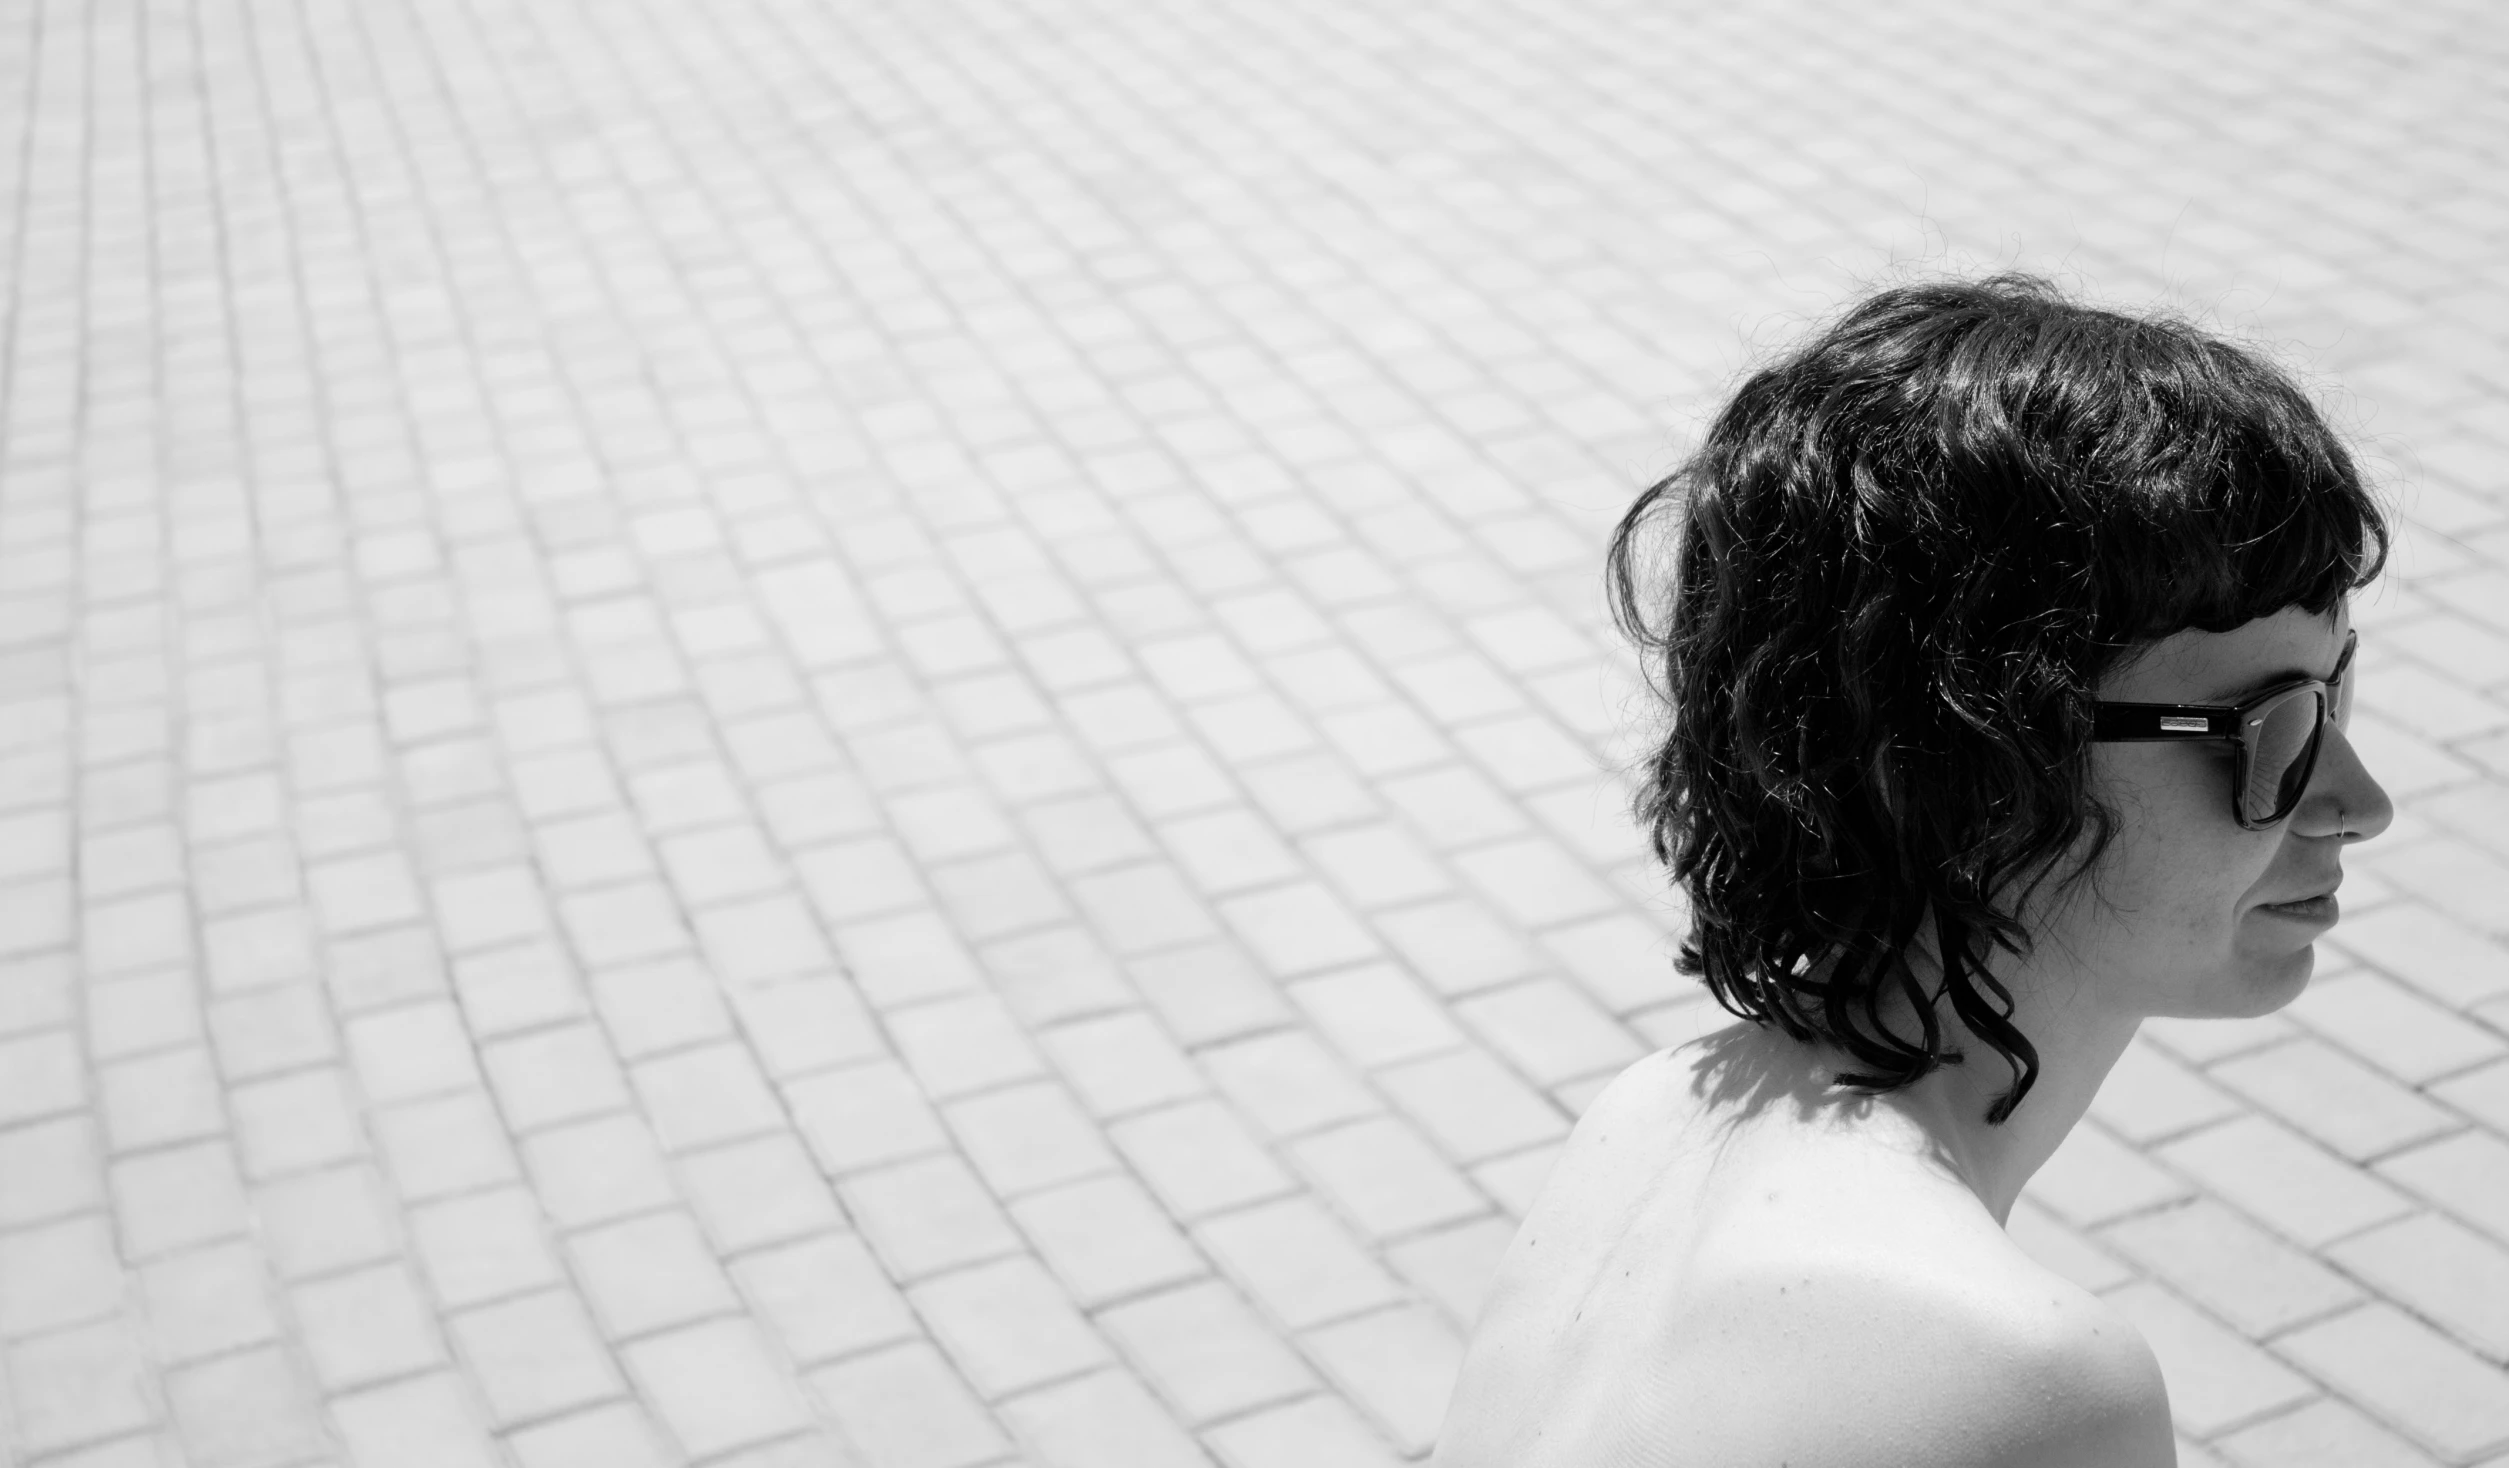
[1789,946,2144,1225]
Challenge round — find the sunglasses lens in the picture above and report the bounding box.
[2243,688,2325,825]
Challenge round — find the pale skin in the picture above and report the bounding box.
[1434,604,2392,1468]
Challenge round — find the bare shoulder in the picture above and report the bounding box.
[1651,1250,2174,1468]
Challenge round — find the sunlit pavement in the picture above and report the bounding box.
[3,0,2508,1463]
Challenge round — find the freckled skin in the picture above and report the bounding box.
[1432,607,2392,1468]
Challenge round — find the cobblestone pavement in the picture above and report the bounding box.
[3,0,2507,1463]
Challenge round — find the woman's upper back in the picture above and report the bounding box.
[1431,1029,2176,1468]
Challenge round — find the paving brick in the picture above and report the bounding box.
[231,1067,364,1180]
[1315,704,1449,781]
[2215,1397,2441,1468]
[980,924,1138,1027]
[630,1041,787,1154]
[947,1080,1121,1198]
[728,975,884,1077]
[255,1164,397,1281]
[447,937,585,1036]
[1299,1304,1465,1455]
[87,970,203,1063]
[1535,913,1685,1015]
[1022,793,1161,877]
[138,1241,279,1364]
[338,1002,477,1106]
[323,926,455,1018]
[0,1215,125,1338]
[2435,1056,2509,1133]
[1287,1116,1488,1240]
[2277,1304,2509,1462]
[1374,1048,1569,1163]
[1194,1198,1403,1331]
[843,1154,1025,1282]
[822,903,988,1008]
[1154,803,1304,893]
[1297,825,1452,912]
[891,994,1048,1100]
[807,1342,1010,1468]
[1068,862,1226,958]
[2286,969,2506,1084]
[2084,1037,2245,1145]
[432,864,554,953]
[558,881,694,970]
[2331,905,2509,1009]
[1244,757,1384,838]
[6,1318,157,1456]
[588,956,734,1063]
[734,1229,922,1366]
[1040,1011,1206,1119]
[410,1185,565,1310]
[1453,977,1643,1087]
[82,888,195,976]
[1217,882,1381,978]
[373,1091,520,1202]
[520,1113,681,1230]
[2101,1199,2359,1337]
[1286,962,1464,1068]
[507,1402,679,1468]
[623,1316,817,1461]
[2154,1116,2409,1246]
[98,1046,221,1153]
[2211,1038,2463,1161]
[204,983,337,1083]
[1450,838,1620,929]
[163,1345,329,1468]
[0,951,75,1039]
[111,1141,250,1260]
[292,1260,444,1390]
[2377,1129,2509,1244]
[1011,1172,1210,1309]
[2026,1122,2206,1232]
[448,1288,625,1428]
[1372,898,1546,997]
[998,1367,1211,1468]
[680,1134,846,1255]
[1109,1100,1299,1221]
[913,1255,1111,1400]
[787,1058,950,1175]
[1101,1279,1316,1426]
[331,1371,502,1468]
[926,852,1072,946]
[1200,1030,1380,1140]
[2328,1210,2509,1360]
[1202,1394,1403,1468]
[569,1210,740,1340]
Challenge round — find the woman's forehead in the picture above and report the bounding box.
[2100,605,2350,704]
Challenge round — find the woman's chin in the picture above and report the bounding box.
[2222,942,2317,1017]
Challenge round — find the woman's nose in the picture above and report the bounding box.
[2297,724,2393,842]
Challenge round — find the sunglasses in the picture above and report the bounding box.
[2091,630,2357,830]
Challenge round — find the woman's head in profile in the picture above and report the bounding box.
[1609,274,2393,1123]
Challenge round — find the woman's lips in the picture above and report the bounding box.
[2257,893,2340,924]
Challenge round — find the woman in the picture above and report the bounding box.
[1433,277,2391,1467]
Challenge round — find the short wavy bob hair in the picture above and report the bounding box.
[1608,275,2387,1122]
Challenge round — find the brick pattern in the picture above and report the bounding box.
[2,0,2507,1463]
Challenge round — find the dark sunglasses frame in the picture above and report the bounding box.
[2090,631,2358,831]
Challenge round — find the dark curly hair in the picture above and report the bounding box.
[1608,275,2387,1122]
